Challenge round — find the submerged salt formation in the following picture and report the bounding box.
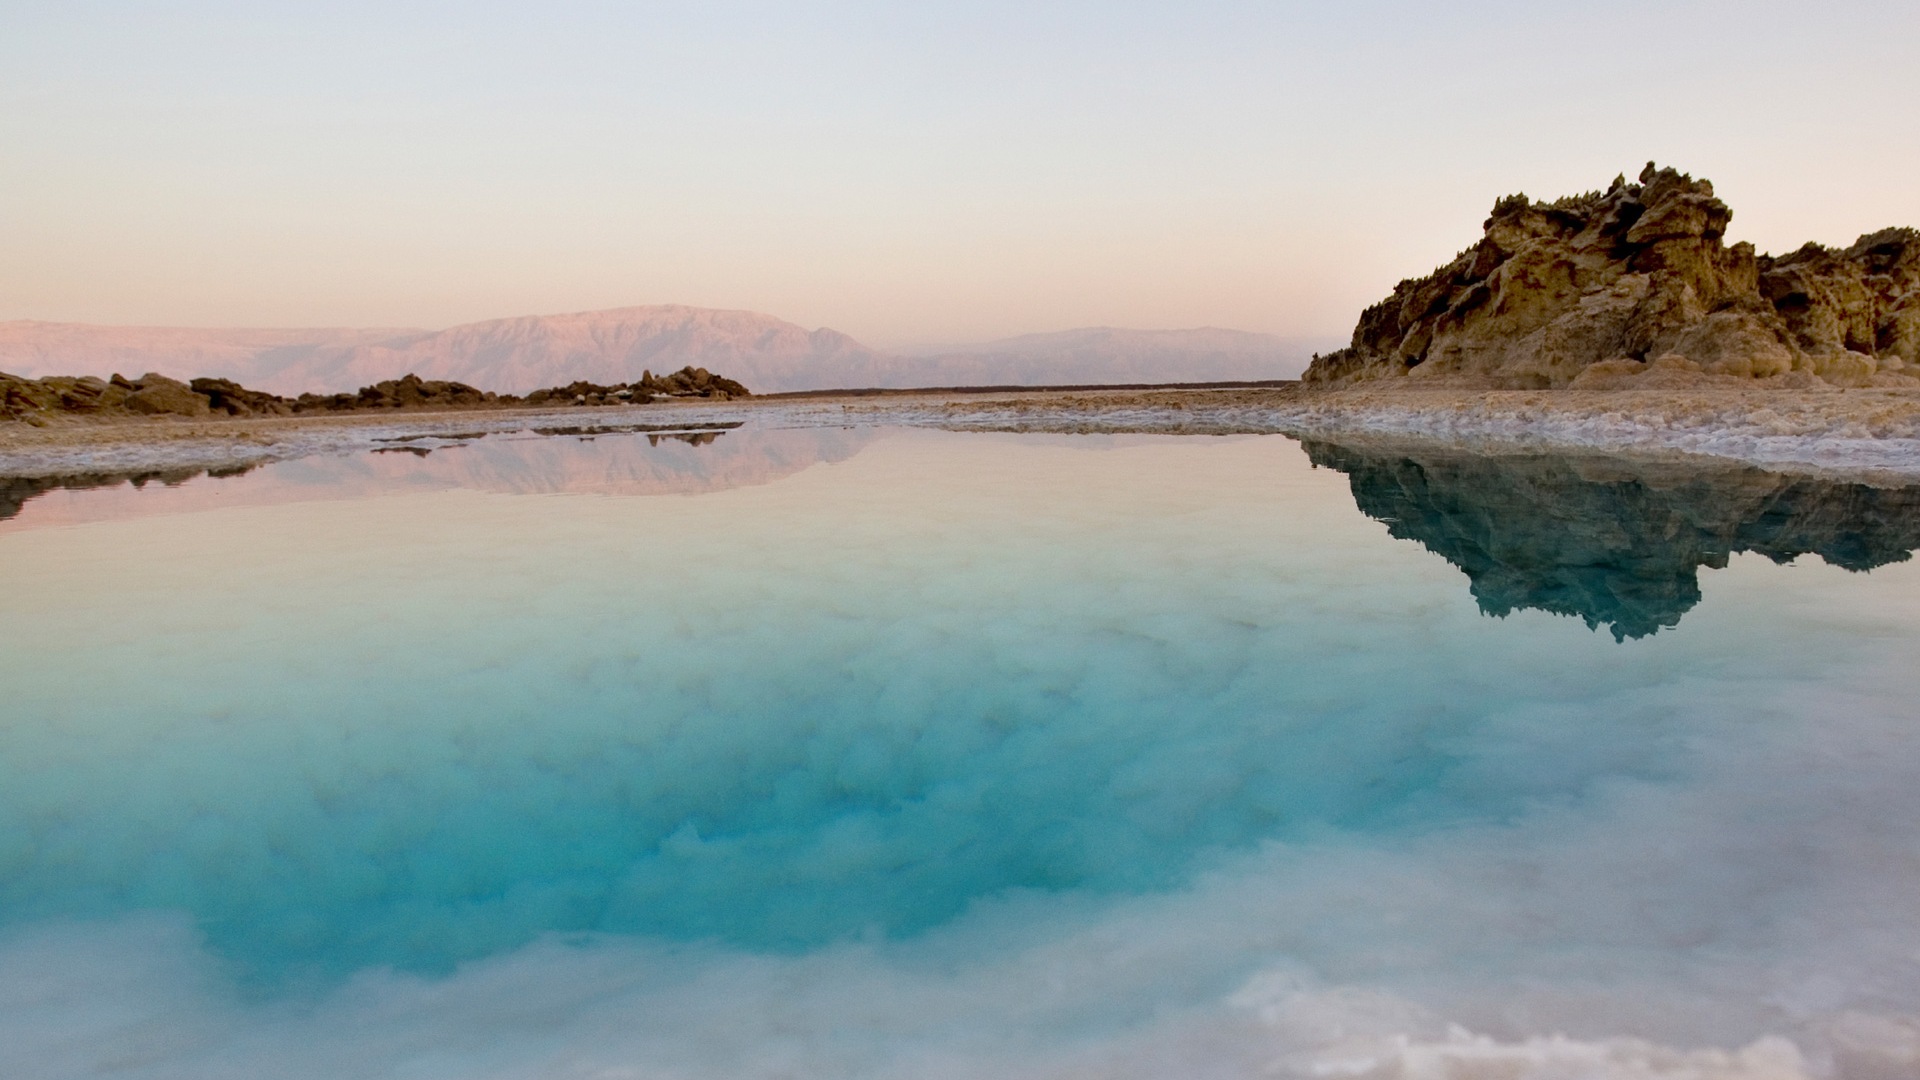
[1305,164,1920,389]
[1305,439,1920,638]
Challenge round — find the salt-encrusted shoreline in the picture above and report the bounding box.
[891,386,1920,481]
[9,385,1920,483]
[0,401,763,480]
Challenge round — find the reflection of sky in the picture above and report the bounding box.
[0,424,879,529]
[5,4,1918,342]
[4,431,1920,1077]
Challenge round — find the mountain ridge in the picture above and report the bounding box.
[0,307,1317,394]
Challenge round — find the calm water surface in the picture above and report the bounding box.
[2,426,1918,1079]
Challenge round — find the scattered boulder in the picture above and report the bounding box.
[1305,164,1920,389]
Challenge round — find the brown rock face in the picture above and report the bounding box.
[190,377,296,417]
[122,373,213,416]
[1304,164,1920,388]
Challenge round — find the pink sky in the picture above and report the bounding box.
[3,1,1916,347]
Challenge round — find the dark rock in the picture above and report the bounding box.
[1,371,61,422]
[191,377,293,417]
[124,373,212,417]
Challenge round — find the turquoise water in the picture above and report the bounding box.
[3,428,1918,1078]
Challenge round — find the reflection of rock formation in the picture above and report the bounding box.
[1,464,259,523]
[1305,440,1920,639]
[1,425,878,530]
[648,430,720,446]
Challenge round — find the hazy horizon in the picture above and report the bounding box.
[5,1,1918,349]
[0,304,1338,355]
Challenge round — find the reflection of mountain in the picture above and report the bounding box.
[1,426,879,530]
[308,424,879,498]
[1304,440,1920,639]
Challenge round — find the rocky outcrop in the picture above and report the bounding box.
[2,372,214,422]
[191,377,300,416]
[516,367,749,408]
[123,373,213,416]
[1304,164,1920,389]
[1305,438,1920,638]
[288,373,495,413]
[1,366,750,424]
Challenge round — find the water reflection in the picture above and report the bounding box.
[1305,439,1920,638]
[1,464,263,522]
[0,424,875,529]
[649,430,721,446]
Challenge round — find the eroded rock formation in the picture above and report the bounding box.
[1305,439,1920,638]
[1304,164,1920,389]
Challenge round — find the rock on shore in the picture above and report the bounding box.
[1305,164,1919,389]
[1,373,213,423]
[0,366,749,425]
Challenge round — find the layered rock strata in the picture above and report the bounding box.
[0,366,749,425]
[1305,164,1920,389]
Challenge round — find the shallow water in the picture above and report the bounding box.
[2,426,1918,1078]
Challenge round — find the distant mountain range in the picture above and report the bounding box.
[0,306,1324,394]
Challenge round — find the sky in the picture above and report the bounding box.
[2,1,1918,348]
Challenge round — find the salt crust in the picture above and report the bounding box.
[12,387,1920,484]
[890,387,1920,482]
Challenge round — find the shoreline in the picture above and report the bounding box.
[8,383,1920,483]
[893,384,1920,481]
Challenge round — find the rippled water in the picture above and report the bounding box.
[3,427,1918,1078]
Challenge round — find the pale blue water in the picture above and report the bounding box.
[2,427,1918,1078]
